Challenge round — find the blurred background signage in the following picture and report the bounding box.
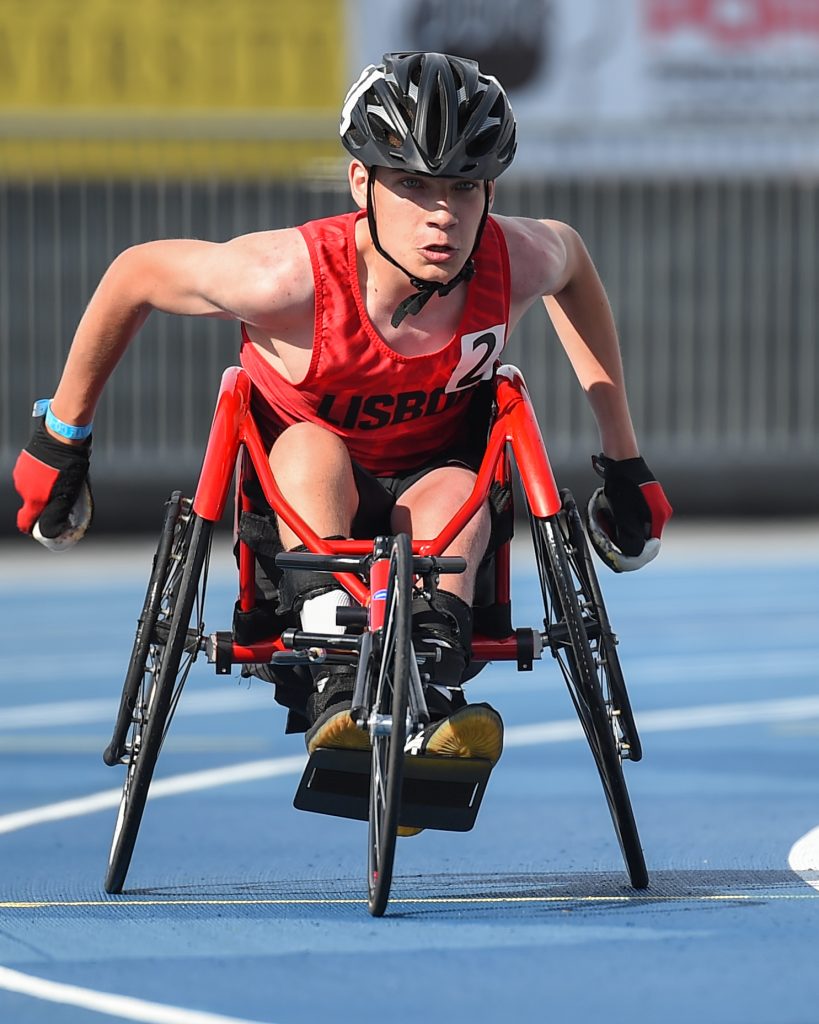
[3,0,818,179]
[349,0,819,176]
[644,0,819,119]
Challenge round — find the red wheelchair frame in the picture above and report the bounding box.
[103,361,648,915]
[200,363,554,666]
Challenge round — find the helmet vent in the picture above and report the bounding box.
[466,125,499,158]
[423,87,445,165]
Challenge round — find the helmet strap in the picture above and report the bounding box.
[366,173,490,329]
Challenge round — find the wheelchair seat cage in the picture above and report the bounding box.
[102,362,649,916]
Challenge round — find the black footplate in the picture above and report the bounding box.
[293,748,493,832]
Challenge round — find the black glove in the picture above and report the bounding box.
[13,418,93,550]
[586,454,672,572]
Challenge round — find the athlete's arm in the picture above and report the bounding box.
[48,228,312,429]
[499,214,671,569]
[500,215,638,460]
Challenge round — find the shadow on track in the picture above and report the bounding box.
[110,868,819,919]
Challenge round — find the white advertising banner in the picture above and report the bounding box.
[345,0,819,176]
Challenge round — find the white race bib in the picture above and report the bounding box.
[445,324,506,393]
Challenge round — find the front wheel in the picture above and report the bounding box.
[367,533,412,917]
[104,497,212,894]
[529,497,648,890]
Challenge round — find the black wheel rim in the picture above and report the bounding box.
[367,534,411,916]
[104,501,211,894]
[529,502,649,890]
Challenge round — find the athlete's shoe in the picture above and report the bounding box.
[305,701,370,755]
[405,702,503,763]
[398,702,504,837]
[304,666,369,754]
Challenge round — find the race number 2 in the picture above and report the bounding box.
[445,324,506,393]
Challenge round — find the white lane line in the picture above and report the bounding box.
[2,695,819,838]
[0,964,273,1024]
[788,827,819,892]
[0,757,306,836]
[4,650,819,732]
[622,650,819,685]
[504,695,819,746]
[0,689,273,731]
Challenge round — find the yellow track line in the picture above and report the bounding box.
[0,893,816,908]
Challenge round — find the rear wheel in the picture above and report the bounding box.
[563,491,641,762]
[104,495,212,894]
[529,496,648,889]
[367,533,412,917]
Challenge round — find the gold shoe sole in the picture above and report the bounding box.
[423,706,503,765]
[306,709,370,755]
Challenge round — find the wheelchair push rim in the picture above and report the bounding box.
[561,490,642,762]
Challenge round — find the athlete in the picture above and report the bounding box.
[13,52,671,778]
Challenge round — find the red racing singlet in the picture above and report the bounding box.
[240,210,511,474]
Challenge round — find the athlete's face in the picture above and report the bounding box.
[350,162,493,283]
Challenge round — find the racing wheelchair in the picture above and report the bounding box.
[102,363,648,916]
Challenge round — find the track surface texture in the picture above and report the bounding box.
[1,518,818,1023]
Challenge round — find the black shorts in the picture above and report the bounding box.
[241,439,511,560]
[350,445,483,538]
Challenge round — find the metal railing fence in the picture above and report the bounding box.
[1,174,817,524]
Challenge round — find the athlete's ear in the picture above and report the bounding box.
[487,180,495,210]
[349,161,369,209]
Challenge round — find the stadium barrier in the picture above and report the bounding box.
[1,175,817,529]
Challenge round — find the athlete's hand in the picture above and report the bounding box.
[13,419,94,551]
[586,454,672,572]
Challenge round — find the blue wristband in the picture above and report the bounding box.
[32,399,93,441]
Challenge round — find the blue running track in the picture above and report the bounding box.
[0,520,818,1024]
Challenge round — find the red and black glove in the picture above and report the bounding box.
[13,418,93,550]
[586,453,672,572]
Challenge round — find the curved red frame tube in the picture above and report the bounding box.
[192,363,562,661]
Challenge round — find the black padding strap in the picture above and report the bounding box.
[412,589,474,687]
[306,665,357,722]
[275,538,349,615]
[237,510,281,558]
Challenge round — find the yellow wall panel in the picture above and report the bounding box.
[0,0,346,178]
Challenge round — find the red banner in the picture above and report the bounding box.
[646,0,819,44]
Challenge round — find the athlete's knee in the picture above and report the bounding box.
[418,465,479,505]
[269,423,353,487]
[395,468,489,543]
[268,424,358,549]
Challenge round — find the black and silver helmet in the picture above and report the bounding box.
[340,51,517,180]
